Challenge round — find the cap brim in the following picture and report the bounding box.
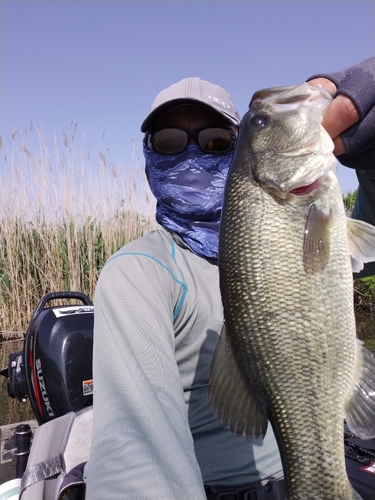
[141,98,239,132]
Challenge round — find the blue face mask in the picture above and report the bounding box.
[144,144,234,261]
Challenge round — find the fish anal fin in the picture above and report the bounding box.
[347,218,375,273]
[303,202,331,274]
[209,325,267,439]
[345,339,375,440]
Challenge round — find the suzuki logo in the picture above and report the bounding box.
[36,359,55,417]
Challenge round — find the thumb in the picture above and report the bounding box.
[308,77,360,154]
[321,93,360,141]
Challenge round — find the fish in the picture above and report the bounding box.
[209,83,375,500]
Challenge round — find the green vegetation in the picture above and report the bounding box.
[342,190,357,216]
[355,275,375,300]
[342,190,375,350]
[354,275,375,351]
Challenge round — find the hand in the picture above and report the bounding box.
[308,77,360,155]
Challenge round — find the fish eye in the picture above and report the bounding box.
[250,114,269,129]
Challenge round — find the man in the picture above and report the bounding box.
[85,77,284,500]
[85,59,375,499]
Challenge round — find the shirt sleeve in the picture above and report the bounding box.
[352,169,375,278]
[307,57,375,170]
[84,252,207,500]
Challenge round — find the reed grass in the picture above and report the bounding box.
[0,125,373,337]
[0,123,156,335]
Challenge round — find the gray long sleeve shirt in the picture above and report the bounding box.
[84,224,283,499]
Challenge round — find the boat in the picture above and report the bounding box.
[0,292,93,499]
[0,292,374,499]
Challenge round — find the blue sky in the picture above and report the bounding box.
[1,0,374,194]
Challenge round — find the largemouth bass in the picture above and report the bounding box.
[210,83,375,500]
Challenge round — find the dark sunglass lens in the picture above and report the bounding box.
[198,128,234,152]
[152,129,188,154]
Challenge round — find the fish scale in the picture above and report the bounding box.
[209,84,375,499]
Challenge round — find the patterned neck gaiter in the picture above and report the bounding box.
[144,144,234,261]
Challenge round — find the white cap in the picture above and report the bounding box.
[141,77,240,132]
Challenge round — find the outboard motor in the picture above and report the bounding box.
[2,291,94,425]
[4,351,29,402]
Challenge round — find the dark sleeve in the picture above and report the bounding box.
[307,57,375,171]
[352,169,375,278]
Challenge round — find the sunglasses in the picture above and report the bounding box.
[146,127,237,154]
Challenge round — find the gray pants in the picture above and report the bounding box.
[204,479,285,500]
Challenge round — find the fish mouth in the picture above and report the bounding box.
[288,177,325,196]
[284,152,337,197]
[251,83,333,113]
[258,148,337,199]
[260,172,332,201]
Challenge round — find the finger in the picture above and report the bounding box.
[308,77,360,149]
[322,94,360,141]
[332,136,345,156]
[308,77,337,95]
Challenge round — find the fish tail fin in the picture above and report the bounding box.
[345,339,375,440]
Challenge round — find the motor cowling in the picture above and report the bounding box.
[1,292,94,425]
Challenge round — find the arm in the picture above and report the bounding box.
[84,252,206,500]
[308,57,375,169]
[352,168,375,278]
[308,58,375,277]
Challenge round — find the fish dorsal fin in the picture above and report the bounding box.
[345,340,375,439]
[209,325,268,439]
[347,218,375,273]
[303,202,332,274]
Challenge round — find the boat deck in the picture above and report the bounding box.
[0,420,38,483]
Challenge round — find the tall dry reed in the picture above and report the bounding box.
[0,123,156,335]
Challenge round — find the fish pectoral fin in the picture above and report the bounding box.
[345,340,375,440]
[209,325,268,439]
[303,202,332,274]
[347,218,375,273]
